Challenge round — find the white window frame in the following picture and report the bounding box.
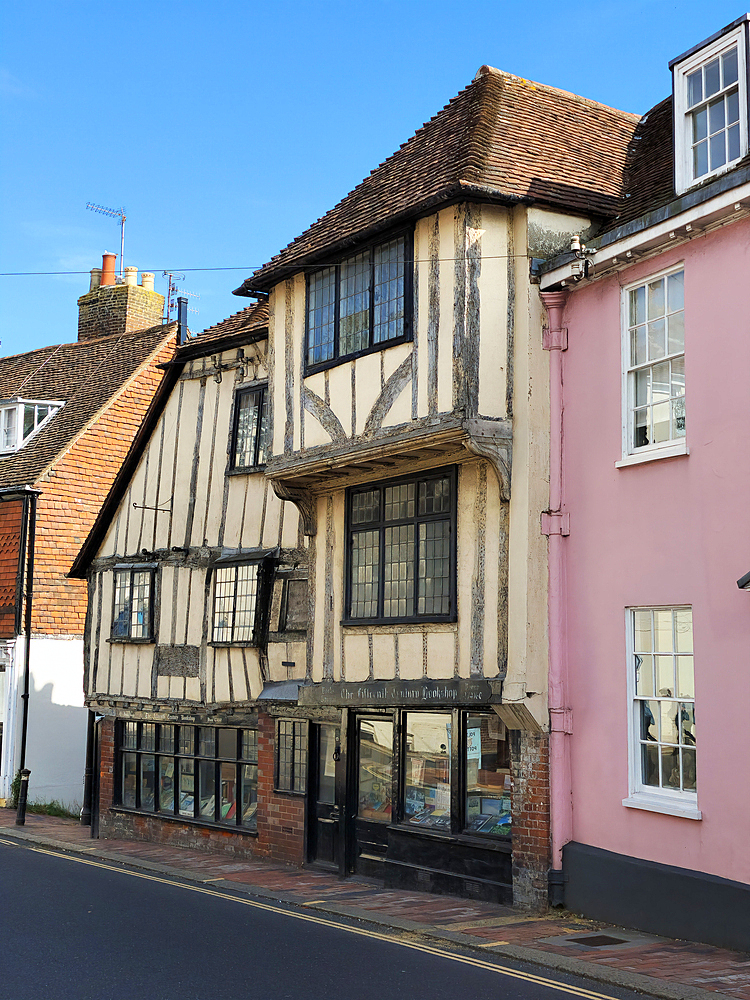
[623,606,701,820]
[0,398,63,454]
[620,265,686,463]
[673,24,748,195]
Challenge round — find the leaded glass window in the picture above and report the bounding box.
[306,234,411,368]
[275,719,307,792]
[231,386,268,469]
[111,568,154,640]
[347,469,455,623]
[212,564,259,643]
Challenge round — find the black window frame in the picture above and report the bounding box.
[304,229,414,375]
[110,567,156,642]
[344,466,457,625]
[229,384,268,472]
[115,722,259,832]
[275,719,308,793]
[210,555,275,647]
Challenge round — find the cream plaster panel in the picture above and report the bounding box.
[202,370,237,544]
[136,653,152,698]
[213,649,232,703]
[96,573,114,691]
[437,208,455,414]
[331,490,345,680]
[157,676,170,699]
[232,653,248,701]
[415,217,430,419]
[527,207,594,256]
[117,647,137,697]
[505,208,550,725]
[325,363,353,439]
[355,352,383,437]
[292,274,305,451]
[305,370,326,399]
[397,632,423,680]
[477,205,509,418]
[269,285,285,458]
[158,565,174,643]
[151,393,180,550]
[483,476,502,675]
[185,568,205,647]
[266,644,288,682]
[382,341,411,381]
[121,449,148,557]
[380,380,412,430]
[99,507,120,558]
[372,633,396,679]
[185,677,201,702]
[171,567,189,646]
[280,497,301,548]
[169,676,183,699]
[343,632,370,682]
[304,409,333,448]
[426,632,454,679]
[312,497,328,681]
[188,377,219,547]
[222,476,247,549]
[455,462,476,677]
[170,380,203,547]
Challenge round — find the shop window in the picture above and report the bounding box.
[464,714,511,837]
[626,608,697,816]
[305,232,412,370]
[111,568,155,641]
[230,386,268,470]
[403,712,452,830]
[117,723,258,831]
[357,718,393,823]
[345,468,456,624]
[275,719,307,793]
[623,268,685,459]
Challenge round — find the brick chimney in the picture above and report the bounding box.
[77,253,164,342]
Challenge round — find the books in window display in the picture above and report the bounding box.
[467,812,511,836]
[408,807,451,829]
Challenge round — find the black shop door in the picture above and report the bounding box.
[308,723,340,869]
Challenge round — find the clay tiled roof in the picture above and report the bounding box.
[0,324,175,489]
[239,68,639,292]
[180,300,269,353]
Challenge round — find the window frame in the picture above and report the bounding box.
[115,721,259,831]
[210,555,275,647]
[623,606,701,820]
[673,24,749,195]
[275,718,308,794]
[304,229,414,375]
[620,265,686,462]
[344,466,458,626]
[229,384,268,472]
[110,566,156,643]
[0,397,63,454]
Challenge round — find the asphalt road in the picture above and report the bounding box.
[0,839,649,1000]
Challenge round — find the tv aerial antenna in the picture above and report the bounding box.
[86,202,126,277]
[162,271,200,323]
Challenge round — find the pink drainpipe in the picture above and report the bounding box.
[540,289,572,875]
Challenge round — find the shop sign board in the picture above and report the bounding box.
[299,678,497,708]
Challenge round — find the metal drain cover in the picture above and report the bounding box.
[568,934,628,948]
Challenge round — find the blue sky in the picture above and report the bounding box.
[0,0,745,358]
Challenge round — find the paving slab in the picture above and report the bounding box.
[1,808,748,1000]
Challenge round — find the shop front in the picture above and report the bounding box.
[300,679,513,903]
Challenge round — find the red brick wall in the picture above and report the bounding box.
[254,713,306,865]
[31,334,177,636]
[78,285,164,343]
[510,731,551,910]
[0,499,23,638]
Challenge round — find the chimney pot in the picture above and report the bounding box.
[101,252,117,286]
[89,268,102,292]
[123,266,138,286]
[141,272,155,292]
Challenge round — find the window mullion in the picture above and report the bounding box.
[368,248,375,350]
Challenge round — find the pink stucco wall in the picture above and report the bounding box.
[560,216,750,884]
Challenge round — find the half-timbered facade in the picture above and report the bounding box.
[74,67,639,906]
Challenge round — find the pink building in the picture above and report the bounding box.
[539,15,750,951]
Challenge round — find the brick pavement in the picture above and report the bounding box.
[1,808,749,1000]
